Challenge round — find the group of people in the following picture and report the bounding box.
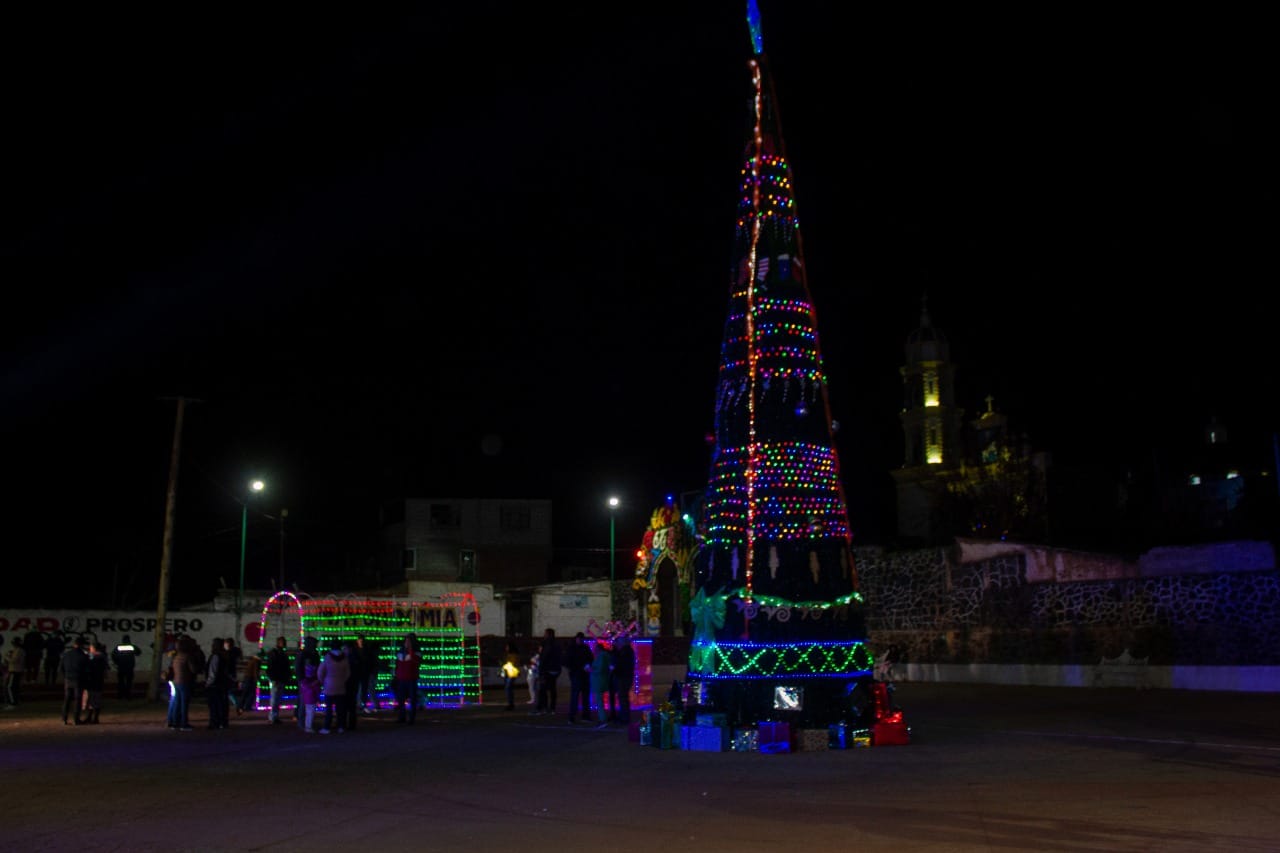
[6,628,70,691]
[504,628,635,728]
[2,632,140,719]
[160,632,422,734]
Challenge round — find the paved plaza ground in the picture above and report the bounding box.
[2,681,1279,852]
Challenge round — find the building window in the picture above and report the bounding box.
[500,504,530,531]
[430,503,460,529]
[459,549,476,580]
[923,370,939,408]
[402,549,416,570]
[926,418,943,465]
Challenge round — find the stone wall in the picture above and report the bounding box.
[857,539,1280,667]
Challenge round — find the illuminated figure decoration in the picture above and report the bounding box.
[689,1,875,728]
[631,496,698,637]
[253,590,482,711]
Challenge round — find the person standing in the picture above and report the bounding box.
[589,638,614,728]
[354,636,378,712]
[58,636,88,726]
[223,638,243,709]
[5,637,25,708]
[317,641,350,734]
[24,628,45,684]
[392,634,422,725]
[82,641,108,724]
[111,635,139,700]
[525,652,539,706]
[610,634,635,725]
[294,637,320,730]
[166,635,198,731]
[205,638,232,729]
[236,647,263,717]
[501,641,521,711]
[265,636,292,724]
[564,632,592,723]
[342,639,362,731]
[297,654,321,734]
[44,631,65,688]
[535,628,562,716]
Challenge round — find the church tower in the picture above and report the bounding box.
[891,299,965,542]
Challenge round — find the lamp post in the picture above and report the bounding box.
[236,479,265,641]
[607,495,619,621]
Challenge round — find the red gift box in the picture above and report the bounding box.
[872,718,910,746]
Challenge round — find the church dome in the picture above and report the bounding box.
[905,305,949,364]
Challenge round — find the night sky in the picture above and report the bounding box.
[4,4,1273,608]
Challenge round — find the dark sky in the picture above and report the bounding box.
[4,4,1274,607]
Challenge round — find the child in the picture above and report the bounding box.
[298,658,321,733]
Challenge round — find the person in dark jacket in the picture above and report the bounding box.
[265,635,293,724]
[205,637,232,729]
[392,634,422,725]
[44,632,66,687]
[24,628,45,684]
[354,636,378,712]
[535,628,562,716]
[112,635,139,700]
[82,640,108,724]
[610,634,636,724]
[58,636,88,725]
[564,632,592,723]
[342,639,362,730]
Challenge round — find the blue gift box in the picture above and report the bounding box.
[758,721,790,747]
[828,723,849,749]
[681,724,729,752]
[732,728,759,752]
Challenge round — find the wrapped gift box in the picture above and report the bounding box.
[828,723,849,749]
[795,729,829,751]
[758,721,790,748]
[872,718,910,746]
[759,740,790,754]
[681,724,729,752]
[731,728,759,752]
[639,725,652,746]
[648,711,677,749]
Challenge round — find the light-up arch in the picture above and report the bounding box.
[249,591,483,711]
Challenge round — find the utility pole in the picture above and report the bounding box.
[279,507,288,591]
[148,396,199,702]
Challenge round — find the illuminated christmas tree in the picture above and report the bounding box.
[689,1,874,729]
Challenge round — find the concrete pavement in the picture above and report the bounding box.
[3,682,1279,852]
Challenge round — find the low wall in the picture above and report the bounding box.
[900,662,1280,693]
[650,663,1280,694]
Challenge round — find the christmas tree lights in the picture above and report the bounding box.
[688,3,870,728]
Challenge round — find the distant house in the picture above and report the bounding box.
[374,498,553,591]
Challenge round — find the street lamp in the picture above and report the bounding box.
[236,479,265,641]
[608,495,620,586]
